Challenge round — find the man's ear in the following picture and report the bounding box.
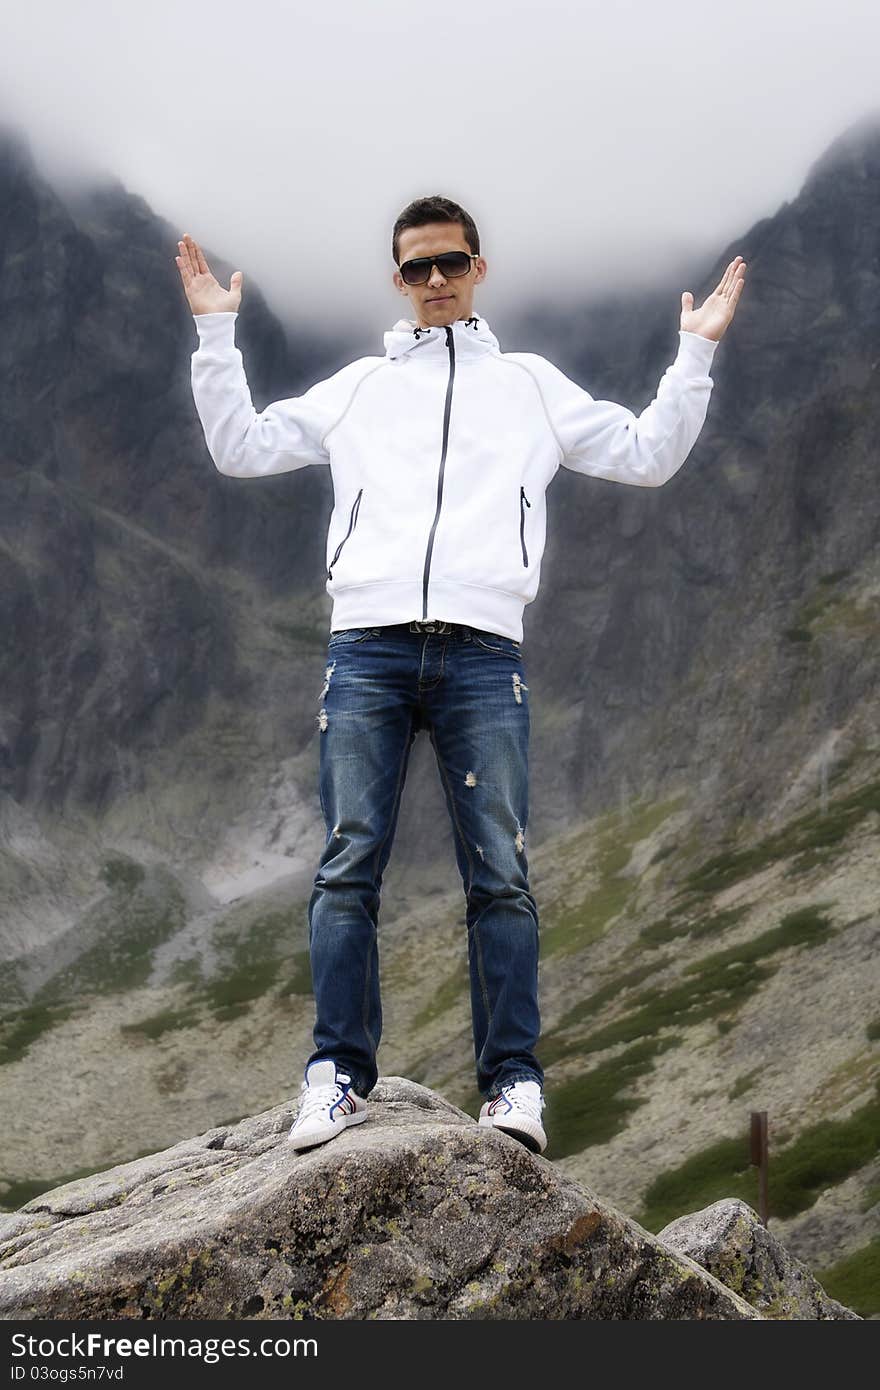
[475,256,488,285]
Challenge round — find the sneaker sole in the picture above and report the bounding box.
[287,1109,368,1151]
[478,1114,547,1154]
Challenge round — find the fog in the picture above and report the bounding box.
[2,0,878,333]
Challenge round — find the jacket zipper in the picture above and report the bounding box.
[421,325,457,620]
[327,487,363,580]
[520,486,531,567]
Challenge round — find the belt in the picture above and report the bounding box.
[407,619,458,634]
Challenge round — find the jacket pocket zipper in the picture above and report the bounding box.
[327,488,363,580]
[519,486,531,567]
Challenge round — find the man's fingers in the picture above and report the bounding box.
[179,234,194,276]
[727,263,746,301]
[715,256,743,297]
[179,234,201,278]
[176,242,195,290]
[184,233,210,278]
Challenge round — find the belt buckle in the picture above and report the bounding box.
[409,619,450,634]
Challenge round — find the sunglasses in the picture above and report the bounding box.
[398,251,479,286]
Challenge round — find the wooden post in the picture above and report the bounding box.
[749,1110,769,1225]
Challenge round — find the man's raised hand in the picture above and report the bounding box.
[175,232,243,315]
[680,255,747,343]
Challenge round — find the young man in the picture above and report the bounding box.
[177,197,746,1157]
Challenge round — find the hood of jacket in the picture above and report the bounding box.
[383,312,502,363]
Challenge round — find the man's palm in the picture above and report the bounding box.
[176,232,243,315]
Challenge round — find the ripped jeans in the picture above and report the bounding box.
[306,621,543,1101]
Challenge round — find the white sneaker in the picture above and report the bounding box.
[478,1079,547,1154]
[287,1060,368,1151]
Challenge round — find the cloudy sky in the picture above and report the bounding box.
[2,0,878,335]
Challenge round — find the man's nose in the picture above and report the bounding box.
[427,261,447,287]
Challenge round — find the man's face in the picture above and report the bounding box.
[393,221,487,329]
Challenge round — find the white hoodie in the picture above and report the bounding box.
[190,310,718,642]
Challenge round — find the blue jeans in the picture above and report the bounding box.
[306,621,543,1101]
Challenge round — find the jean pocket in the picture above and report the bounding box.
[467,630,522,657]
[327,627,380,648]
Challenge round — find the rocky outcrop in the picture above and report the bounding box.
[0,1079,762,1320]
[659,1198,859,1319]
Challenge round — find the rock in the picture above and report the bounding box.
[0,1078,759,1320]
[658,1198,860,1319]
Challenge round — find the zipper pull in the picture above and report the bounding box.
[521,486,531,507]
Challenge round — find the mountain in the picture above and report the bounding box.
[0,111,878,1318]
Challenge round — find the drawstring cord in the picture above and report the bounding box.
[413,315,480,340]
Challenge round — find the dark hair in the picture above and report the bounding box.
[392,194,480,267]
